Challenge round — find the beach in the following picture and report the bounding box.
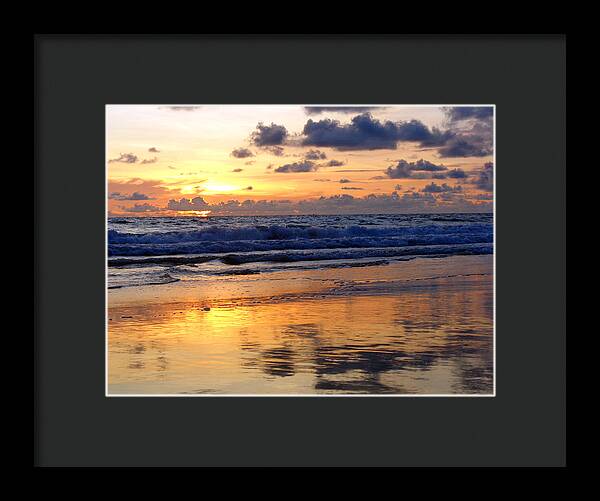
[108,253,493,395]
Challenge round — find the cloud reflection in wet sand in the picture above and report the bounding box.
[108,273,492,395]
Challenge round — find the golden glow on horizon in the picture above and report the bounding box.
[107,105,493,215]
[177,210,211,217]
[202,181,241,194]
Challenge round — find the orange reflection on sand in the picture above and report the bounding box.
[108,264,493,395]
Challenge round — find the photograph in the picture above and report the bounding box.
[106,104,495,396]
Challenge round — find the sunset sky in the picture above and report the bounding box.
[107,105,494,216]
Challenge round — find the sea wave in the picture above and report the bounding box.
[108,243,493,268]
[108,223,490,244]
[107,215,493,288]
[108,223,492,257]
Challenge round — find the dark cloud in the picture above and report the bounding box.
[304,106,386,115]
[447,168,468,179]
[231,147,254,159]
[121,203,161,212]
[243,186,253,191]
[274,160,317,173]
[304,149,327,160]
[472,162,493,191]
[470,193,494,201]
[438,106,494,158]
[438,138,492,158]
[339,178,352,184]
[140,157,158,164]
[421,182,463,194]
[385,159,447,179]
[341,187,364,190]
[443,106,494,122]
[108,153,138,164]
[411,159,448,171]
[419,127,455,147]
[109,192,153,201]
[167,196,210,211]
[251,122,288,146]
[148,147,160,153]
[301,113,434,151]
[232,168,244,172]
[394,184,402,191]
[323,159,345,167]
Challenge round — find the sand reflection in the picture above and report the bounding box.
[108,269,492,395]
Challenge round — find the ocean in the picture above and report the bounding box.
[107,213,493,289]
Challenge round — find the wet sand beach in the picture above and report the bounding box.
[108,254,493,395]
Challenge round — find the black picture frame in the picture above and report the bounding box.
[34,34,566,467]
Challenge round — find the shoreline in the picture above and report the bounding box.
[108,254,492,307]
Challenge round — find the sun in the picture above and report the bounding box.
[177,210,211,217]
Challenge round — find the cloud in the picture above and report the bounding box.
[443,106,494,122]
[274,160,317,173]
[304,149,327,160]
[304,106,386,115]
[339,178,352,184]
[148,147,160,153]
[410,159,447,171]
[162,106,202,111]
[438,138,492,157]
[314,178,331,182]
[394,184,402,191]
[265,146,285,156]
[121,203,161,212]
[156,189,491,215]
[108,153,138,164]
[385,159,447,179]
[421,182,463,193]
[323,159,345,167]
[231,147,254,158]
[243,186,253,191]
[298,109,493,157]
[472,162,493,191]
[301,113,433,151]
[167,196,210,211]
[439,106,494,158]
[470,193,493,201]
[140,157,158,164]
[447,168,468,179]
[419,127,455,147]
[251,122,288,146]
[232,168,243,172]
[341,187,364,190]
[109,191,153,201]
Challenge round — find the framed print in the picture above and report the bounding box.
[35,35,565,467]
[106,104,495,397]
